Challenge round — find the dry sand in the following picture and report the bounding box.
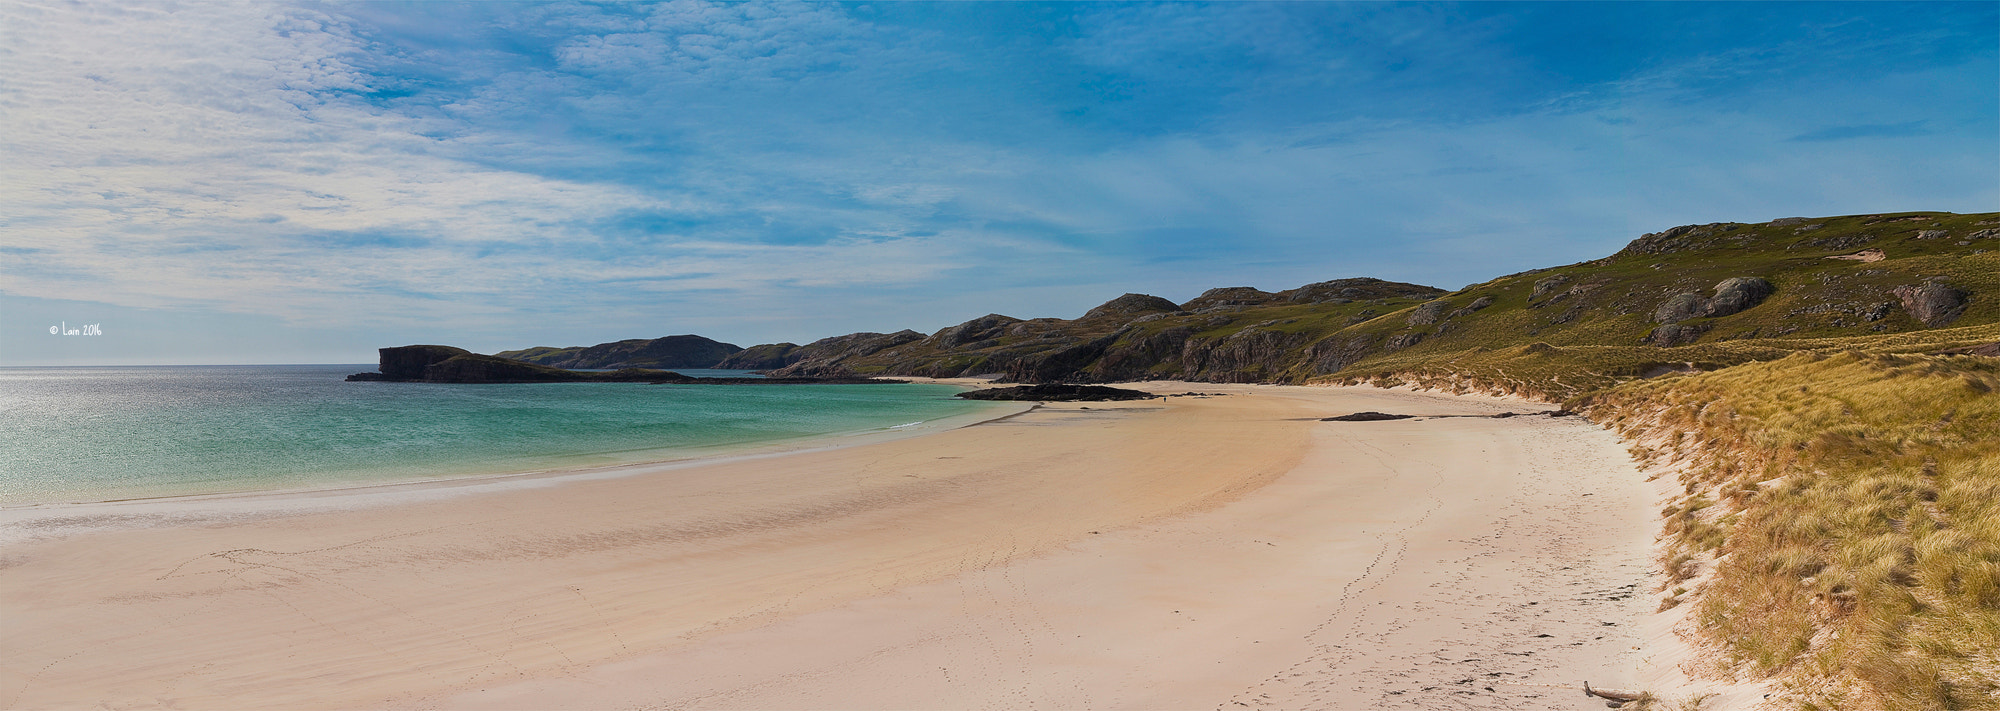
[1,383,1672,710]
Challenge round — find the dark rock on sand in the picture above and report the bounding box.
[955,384,1156,402]
[1322,412,1413,421]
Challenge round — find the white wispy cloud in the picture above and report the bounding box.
[1,0,1991,363]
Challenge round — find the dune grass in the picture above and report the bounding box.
[1579,352,2000,710]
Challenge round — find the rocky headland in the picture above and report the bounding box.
[347,346,902,384]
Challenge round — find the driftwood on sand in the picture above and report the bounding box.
[1583,681,1647,702]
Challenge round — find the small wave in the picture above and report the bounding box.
[887,421,926,429]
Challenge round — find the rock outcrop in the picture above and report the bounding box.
[1406,300,1448,326]
[1892,281,1970,327]
[1619,223,1734,255]
[1643,278,1773,346]
[1654,293,1708,324]
[1706,277,1776,317]
[1654,277,1776,326]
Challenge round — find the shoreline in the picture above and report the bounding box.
[0,382,1674,710]
[0,394,1029,546]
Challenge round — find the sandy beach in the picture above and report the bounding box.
[0,383,1666,710]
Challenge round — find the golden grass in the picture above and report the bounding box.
[1580,352,2000,710]
[1303,321,2000,707]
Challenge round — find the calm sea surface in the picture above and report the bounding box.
[0,365,997,505]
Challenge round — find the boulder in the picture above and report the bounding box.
[1384,332,1425,351]
[1645,323,1711,347]
[1446,295,1496,319]
[1705,277,1775,318]
[1892,281,1970,327]
[1531,274,1572,300]
[1654,293,1707,324]
[1655,277,1774,324]
[1406,300,1448,326]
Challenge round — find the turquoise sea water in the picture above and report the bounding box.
[0,365,997,505]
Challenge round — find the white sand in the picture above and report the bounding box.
[0,383,1671,710]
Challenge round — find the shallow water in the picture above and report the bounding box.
[0,365,991,504]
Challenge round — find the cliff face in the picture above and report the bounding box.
[494,335,742,369]
[350,347,690,383]
[379,345,471,380]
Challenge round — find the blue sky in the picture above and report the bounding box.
[3,1,1995,365]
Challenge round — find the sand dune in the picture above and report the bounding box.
[0,383,1665,710]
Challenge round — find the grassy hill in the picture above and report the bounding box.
[770,211,1995,397]
[1320,211,1996,395]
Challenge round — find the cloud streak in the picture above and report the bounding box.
[1,0,1994,364]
